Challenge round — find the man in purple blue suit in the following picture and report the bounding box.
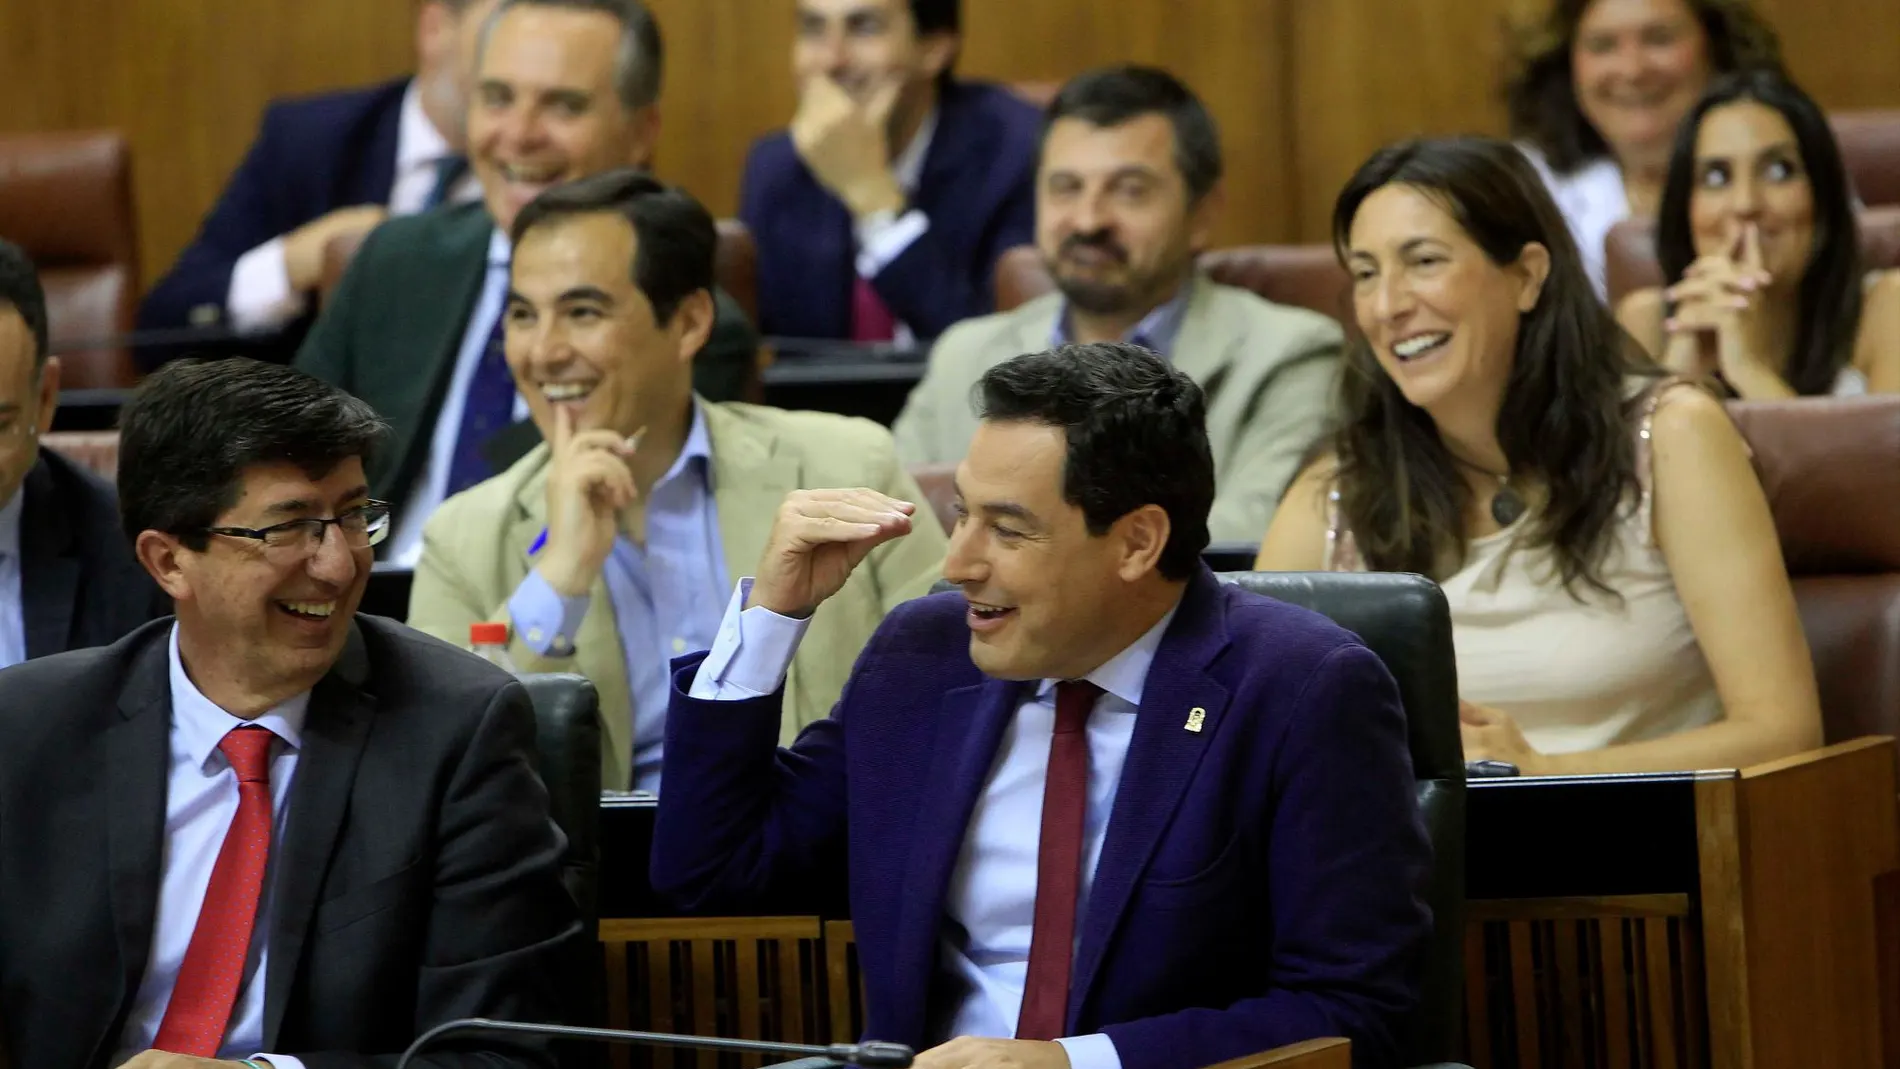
[653,342,1433,1069]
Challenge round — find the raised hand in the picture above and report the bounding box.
[1663,220,1784,395]
[789,74,906,218]
[536,403,643,596]
[745,488,917,618]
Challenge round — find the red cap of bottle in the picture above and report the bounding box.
[469,622,509,646]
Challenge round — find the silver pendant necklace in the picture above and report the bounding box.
[1451,454,1525,527]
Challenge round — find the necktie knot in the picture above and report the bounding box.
[1053,680,1101,735]
[219,725,275,784]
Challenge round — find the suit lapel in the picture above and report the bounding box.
[1069,571,1233,1021]
[706,404,801,588]
[888,677,1024,1040]
[95,636,173,1067]
[1161,275,1235,387]
[17,458,78,660]
[262,625,376,1046]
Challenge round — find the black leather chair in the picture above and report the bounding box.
[1216,571,1467,1069]
[518,673,604,927]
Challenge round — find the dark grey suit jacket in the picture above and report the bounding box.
[0,614,585,1068]
[18,448,166,659]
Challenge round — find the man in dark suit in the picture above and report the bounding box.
[0,357,582,1068]
[297,0,759,568]
[653,343,1433,1069]
[741,0,1039,341]
[139,0,502,367]
[0,240,162,668]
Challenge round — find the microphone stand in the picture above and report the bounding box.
[393,1016,915,1069]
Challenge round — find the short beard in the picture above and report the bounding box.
[1053,275,1136,317]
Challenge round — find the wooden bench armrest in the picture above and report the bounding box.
[1195,1038,1350,1069]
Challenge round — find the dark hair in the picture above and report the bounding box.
[486,0,664,110]
[908,0,957,34]
[1656,70,1860,396]
[975,342,1213,581]
[1330,137,1662,597]
[1505,0,1784,174]
[0,240,49,367]
[118,359,388,549]
[510,168,715,325]
[1043,66,1223,203]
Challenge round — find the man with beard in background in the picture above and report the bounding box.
[890,66,1342,543]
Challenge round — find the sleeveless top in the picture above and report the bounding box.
[1325,384,1723,754]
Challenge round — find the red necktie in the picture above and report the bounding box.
[154,725,277,1056]
[851,275,898,342]
[1017,680,1101,1041]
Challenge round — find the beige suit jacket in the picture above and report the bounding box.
[890,276,1343,542]
[407,401,950,789]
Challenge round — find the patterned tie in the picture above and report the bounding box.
[1016,680,1102,1041]
[851,275,898,342]
[423,154,470,210]
[153,726,277,1057]
[445,311,517,496]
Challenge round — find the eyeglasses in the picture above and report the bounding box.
[201,501,392,557]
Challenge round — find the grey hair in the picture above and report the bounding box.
[480,0,664,110]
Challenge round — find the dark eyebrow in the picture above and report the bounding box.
[1398,237,1445,256]
[541,88,591,111]
[557,286,614,305]
[259,484,370,518]
[951,478,1044,528]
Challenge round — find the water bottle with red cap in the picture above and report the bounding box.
[469,622,520,675]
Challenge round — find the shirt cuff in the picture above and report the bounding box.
[687,579,812,700]
[854,207,930,278]
[250,1055,307,1069]
[508,567,591,658]
[228,236,309,334]
[1054,1033,1121,1069]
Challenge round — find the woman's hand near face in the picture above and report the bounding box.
[1663,223,1796,398]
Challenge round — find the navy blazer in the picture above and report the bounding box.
[739,80,1040,341]
[137,78,410,366]
[653,568,1433,1069]
[18,448,165,659]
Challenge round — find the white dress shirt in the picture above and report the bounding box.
[689,580,1183,1069]
[0,485,25,670]
[852,109,938,347]
[227,81,481,334]
[386,227,529,567]
[112,624,311,1069]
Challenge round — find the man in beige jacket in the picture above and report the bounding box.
[409,170,945,791]
[892,66,1342,543]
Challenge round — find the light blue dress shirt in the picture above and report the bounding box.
[509,404,729,792]
[1050,277,1195,359]
[112,624,311,1069]
[689,582,1183,1069]
[0,486,24,670]
[387,227,531,568]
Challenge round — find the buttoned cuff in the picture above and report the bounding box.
[228,236,309,334]
[250,1054,307,1069]
[854,208,930,278]
[1054,1033,1121,1069]
[508,568,591,657]
[687,579,812,700]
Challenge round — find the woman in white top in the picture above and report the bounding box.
[1256,136,1821,776]
[1506,0,1785,296]
[1617,70,1900,396]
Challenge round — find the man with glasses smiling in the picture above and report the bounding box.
[0,358,583,1067]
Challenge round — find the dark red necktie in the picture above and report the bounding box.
[851,275,898,342]
[1017,680,1102,1041]
[154,725,277,1056]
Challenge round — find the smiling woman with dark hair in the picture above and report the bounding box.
[1617,69,1900,397]
[1256,136,1821,776]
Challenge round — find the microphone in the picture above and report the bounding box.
[393,1016,916,1069]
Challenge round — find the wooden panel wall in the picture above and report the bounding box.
[4,0,1899,283]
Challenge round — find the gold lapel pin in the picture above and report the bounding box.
[1185,707,1206,733]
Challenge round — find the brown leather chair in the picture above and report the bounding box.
[907,461,959,535]
[1832,109,1900,209]
[1726,396,1900,743]
[993,243,1354,328]
[39,429,122,482]
[1604,205,1900,308]
[0,131,140,387]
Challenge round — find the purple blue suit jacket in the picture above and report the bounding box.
[137,78,409,367]
[653,568,1433,1069]
[738,80,1040,341]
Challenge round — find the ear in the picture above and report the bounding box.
[1112,504,1172,582]
[626,105,662,170]
[135,530,193,604]
[669,289,718,367]
[1514,241,1552,313]
[32,357,59,438]
[916,32,960,82]
[1187,179,1225,256]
